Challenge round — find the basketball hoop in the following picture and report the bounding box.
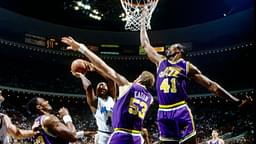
[120,0,159,31]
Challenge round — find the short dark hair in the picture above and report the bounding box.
[165,43,188,57]
[96,82,107,96]
[27,97,39,115]
[176,43,185,52]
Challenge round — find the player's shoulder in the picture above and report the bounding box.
[107,95,114,101]
[42,114,60,126]
[178,58,189,64]
[159,56,167,63]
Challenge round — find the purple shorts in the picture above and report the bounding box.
[157,104,196,142]
[107,131,144,144]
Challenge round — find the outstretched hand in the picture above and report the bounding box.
[83,60,96,72]
[70,60,95,76]
[61,36,80,51]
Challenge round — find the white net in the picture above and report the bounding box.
[120,0,159,31]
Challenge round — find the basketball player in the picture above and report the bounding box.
[72,63,116,144]
[0,90,37,144]
[27,97,77,144]
[140,20,250,144]
[207,130,225,144]
[61,36,155,144]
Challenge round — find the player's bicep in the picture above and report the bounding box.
[85,86,97,105]
[189,63,214,88]
[4,115,19,137]
[7,123,18,137]
[44,116,76,141]
[106,69,129,86]
[107,79,117,98]
[144,44,161,65]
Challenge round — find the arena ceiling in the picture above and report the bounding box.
[0,0,254,31]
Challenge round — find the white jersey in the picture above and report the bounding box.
[0,113,10,144]
[94,96,114,133]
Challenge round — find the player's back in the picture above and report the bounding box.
[0,113,10,144]
[156,58,189,105]
[112,83,153,131]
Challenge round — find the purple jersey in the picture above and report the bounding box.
[32,115,69,144]
[112,83,153,131]
[156,58,189,105]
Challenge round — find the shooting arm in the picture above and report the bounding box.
[140,22,161,65]
[79,74,97,113]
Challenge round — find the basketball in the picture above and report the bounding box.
[71,59,88,74]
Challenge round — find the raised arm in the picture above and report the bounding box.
[61,36,129,86]
[44,114,77,142]
[188,63,243,106]
[140,19,162,65]
[75,72,97,113]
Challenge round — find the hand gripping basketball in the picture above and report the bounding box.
[71,59,94,75]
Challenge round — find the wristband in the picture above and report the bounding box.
[76,131,85,138]
[78,44,88,54]
[63,115,72,124]
[82,76,91,89]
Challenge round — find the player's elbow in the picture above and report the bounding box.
[141,40,150,48]
[140,41,146,48]
[14,133,22,139]
[70,135,78,142]
[13,130,24,139]
[67,132,78,142]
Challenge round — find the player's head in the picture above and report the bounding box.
[135,71,155,89]
[27,97,53,115]
[96,82,108,98]
[165,43,186,59]
[211,129,219,138]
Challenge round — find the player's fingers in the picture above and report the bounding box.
[68,36,74,41]
[61,37,68,42]
[66,46,73,50]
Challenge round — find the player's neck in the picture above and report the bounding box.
[100,95,108,100]
[168,56,181,62]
